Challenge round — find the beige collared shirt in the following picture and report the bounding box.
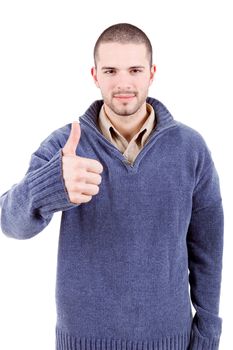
[98,103,156,165]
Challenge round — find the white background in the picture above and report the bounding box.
[0,1,232,349]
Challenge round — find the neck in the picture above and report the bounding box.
[103,102,149,142]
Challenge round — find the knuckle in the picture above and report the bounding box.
[98,163,104,173]
[85,195,93,203]
[93,160,103,173]
[95,174,102,185]
[98,175,102,184]
[94,185,99,195]
[69,194,79,204]
[79,170,88,182]
[75,182,83,192]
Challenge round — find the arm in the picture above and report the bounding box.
[0,131,78,239]
[187,160,224,349]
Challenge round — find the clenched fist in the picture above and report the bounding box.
[62,121,103,204]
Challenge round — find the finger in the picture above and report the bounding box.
[63,121,81,156]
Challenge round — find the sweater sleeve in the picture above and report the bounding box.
[0,127,79,239]
[187,157,224,349]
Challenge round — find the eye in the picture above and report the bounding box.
[104,70,115,74]
[130,69,143,74]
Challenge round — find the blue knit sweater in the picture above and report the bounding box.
[0,97,224,350]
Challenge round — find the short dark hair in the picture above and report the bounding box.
[93,23,153,68]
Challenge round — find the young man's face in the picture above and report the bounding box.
[91,42,156,117]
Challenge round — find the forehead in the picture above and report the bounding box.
[96,42,149,67]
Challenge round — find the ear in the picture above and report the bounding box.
[91,66,100,88]
[149,64,156,86]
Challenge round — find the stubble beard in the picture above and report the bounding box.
[105,93,147,117]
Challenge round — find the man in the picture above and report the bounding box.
[0,23,224,350]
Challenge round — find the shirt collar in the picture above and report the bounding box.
[98,103,156,146]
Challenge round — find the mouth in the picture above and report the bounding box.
[113,94,136,101]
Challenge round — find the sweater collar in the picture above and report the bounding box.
[80,97,176,133]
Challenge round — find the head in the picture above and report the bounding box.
[91,23,156,117]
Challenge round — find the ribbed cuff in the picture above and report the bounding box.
[188,329,220,350]
[27,149,78,215]
[188,309,222,350]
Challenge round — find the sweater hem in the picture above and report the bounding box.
[56,327,191,350]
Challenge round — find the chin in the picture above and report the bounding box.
[115,109,138,117]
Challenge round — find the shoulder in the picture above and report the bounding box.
[175,121,207,146]
[39,123,71,149]
[174,121,211,154]
[29,123,72,161]
[174,121,214,171]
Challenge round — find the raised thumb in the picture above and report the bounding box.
[62,121,81,156]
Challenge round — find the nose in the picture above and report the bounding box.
[115,71,133,92]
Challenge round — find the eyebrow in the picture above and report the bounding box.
[101,66,146,70]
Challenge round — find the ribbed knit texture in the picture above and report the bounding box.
[56,328,191,350]
[0,97,224,350]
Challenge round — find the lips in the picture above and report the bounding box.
[113,94,136,99]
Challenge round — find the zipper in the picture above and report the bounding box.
[79,117,177,169]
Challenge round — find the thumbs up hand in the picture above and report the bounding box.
[62,122,104,205]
